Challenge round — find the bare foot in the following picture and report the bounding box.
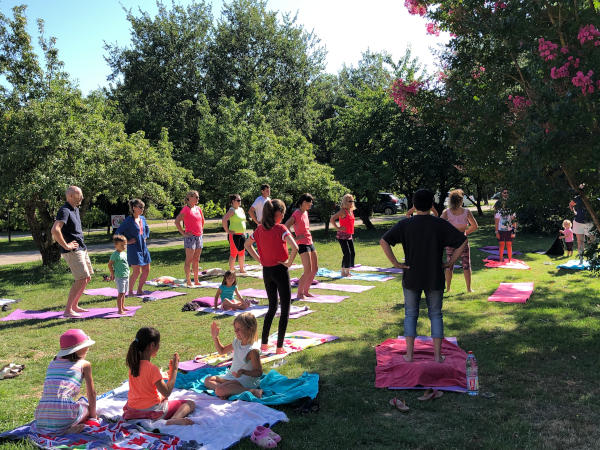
[296,293,305,300]
[165,418,194,426]
[250,389,263,398]
[117,310,125,315]
[127,291,135,297]
[275,347,286,355]
[238,271,248,275]
[63,311,81,318]
[434,354,446,363]
[305,292,315,297]
[135,291,145,295]
[73,307,88,313]
[402,354,413,362]
[446,287,451,292]
[65,423,86,434]
[467,289,475,293]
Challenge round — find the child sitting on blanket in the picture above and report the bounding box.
[559,219,574,257]
[108,234,130,315]
[204,314,264,399]
[34,329,97,435]
[214,270,251,310]
[123,327,195,425]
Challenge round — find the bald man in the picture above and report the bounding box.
[51,186,93,317]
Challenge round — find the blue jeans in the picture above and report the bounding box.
[402,288,444,338]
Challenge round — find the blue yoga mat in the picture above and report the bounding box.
[316,268,394,281]
[557,259,590,270]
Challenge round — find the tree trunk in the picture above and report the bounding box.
[24,199,62,265]
[358,206,374,230]
[475,183,484,216]
[560,165,600,232]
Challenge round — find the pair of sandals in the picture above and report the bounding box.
[389,389,444,412]
[250,425,281,448]
[0,363,25,380]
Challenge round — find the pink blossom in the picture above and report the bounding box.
[538,38,558,61]
[390,78,422,111]
[426,23,440,36]
[493,1,507,11]
[571,70,595,96]
[550,61,570,80]
[404,0,427,16]
[560,47,569,54]
[577,24,600,46]
[507,94,532,113]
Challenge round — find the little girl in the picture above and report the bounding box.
[245,199,298,354]
[560,219,574,257]
[34,329,97,435]
[330,193,356,277]
[214,271,251,310]
[123,327,195,425]
[204,313,263,399]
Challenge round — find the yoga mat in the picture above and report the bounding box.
[557,259,590,270]
[315,268,394,281]
[488,282,534,303]
[0,298,18,306]
[236,264,303,271]
[290,278,375,293]
[375,336,467,391]
[192,304,313,319]
[351,265,403,274]
[192,296,221,307]
[83,287,186,299]
[238,288,348,303]
[484,258,530,270]
[1,306,142,321]
[179,330,339,372]
[479,246,522,255]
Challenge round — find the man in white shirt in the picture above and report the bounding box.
[249,184,271,224]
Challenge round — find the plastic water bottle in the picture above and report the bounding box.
[466,351,479,396]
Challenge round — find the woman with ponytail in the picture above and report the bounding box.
[123,327,195,425]
[245,199,298,355]
[116,199,151,295]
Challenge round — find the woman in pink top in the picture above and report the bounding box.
[175,190,205,286]
[285,193,318,299]
[441,189,478,292]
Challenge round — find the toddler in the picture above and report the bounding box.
[204,313,263,399]
[108,234,130,314]
[214,271,250,310]
[560,219,574,257]
[34,329,97,435]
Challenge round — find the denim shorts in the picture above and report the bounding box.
[298,243,316,254]
[115,277,129,294]
[184,235,203,250]
[402,288,444,339]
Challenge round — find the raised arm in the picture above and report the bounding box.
[210,321,233,354]
[155,353,179,399]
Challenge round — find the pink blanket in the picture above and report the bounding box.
[488,282,534,303]
[375,337,467,389]
[1,307,142,321]
[238,288,348,303]
[83,287,186,299]
[483,258,530,270]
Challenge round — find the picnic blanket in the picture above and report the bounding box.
[176,369,319,405]
[375,336,467,391]
[488,282,534,303]
[351,265,403,274]
[94,383,288,450]
[84,287,186,299]
[290,279,375,293]
[557,259,590,270]
[0,418,186,449]
[315,268,394,281]
[483,258,530,270]
[1,306,142,321]
[238,288,348,303]
[192,304,314,319]
[179,330,339,372]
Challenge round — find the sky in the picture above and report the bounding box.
[0,0,449,94]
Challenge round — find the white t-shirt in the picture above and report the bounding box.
[251,195,270,223]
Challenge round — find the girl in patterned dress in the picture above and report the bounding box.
[34,329,96,435]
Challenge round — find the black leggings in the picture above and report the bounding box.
[338,238,355,268]
[261,264,291,347]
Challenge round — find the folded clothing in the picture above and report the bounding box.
[375,337,467,389]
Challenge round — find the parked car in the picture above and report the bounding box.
[357,193,407,215]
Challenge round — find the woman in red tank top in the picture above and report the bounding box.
[330,194,356,277]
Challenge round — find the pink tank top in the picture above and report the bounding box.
[445,208,469,228]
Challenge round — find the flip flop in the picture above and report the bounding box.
[389,397,409,412]
[250,429,278,448]
[254,426,281,443]
[418,389,444,401]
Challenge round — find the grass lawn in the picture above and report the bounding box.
[1,213,599,449]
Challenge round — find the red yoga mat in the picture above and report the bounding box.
[375,337,467,389]
[488,282,534,303]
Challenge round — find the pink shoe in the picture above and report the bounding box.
[254,426,281,443]
[250,426,278,448]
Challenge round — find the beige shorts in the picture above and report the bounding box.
[573,221,593,236]
[63,250,94,280]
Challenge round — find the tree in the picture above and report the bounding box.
[0,7,193,265]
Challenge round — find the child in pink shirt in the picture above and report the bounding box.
[559,219,574,257]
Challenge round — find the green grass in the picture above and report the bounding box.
[1,214,599,449]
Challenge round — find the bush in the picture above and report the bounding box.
[82,206,109,230]
[200,200,226,218]
[144,205,163,220]
[162,204,176,220]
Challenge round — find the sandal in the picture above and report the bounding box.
[389,397,409,412]
[250,429,278,448]
[254,426,281,443]
[418,389,444,401]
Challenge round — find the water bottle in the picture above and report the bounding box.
[466,351,479,396]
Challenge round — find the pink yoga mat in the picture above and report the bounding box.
[1,307,142,321]
[488,282,534,303]
[483,258,530,270]
[192,296,221,306]
[238,288,348,303]
[290,279,375,293]
[84,288,185,299]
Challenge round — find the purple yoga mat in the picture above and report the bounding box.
[290,279,375,293]
[292,330,339,342]
[238,288,348,303]
[192,296,221,306]
[1,306,142,321]
[479,247,522,256]
[83,288,185,299]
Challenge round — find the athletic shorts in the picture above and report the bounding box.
[115,277,129,294]
[565,241,574,251]
[229,233,245,257]
[62,250,94,280]
[497,230,514,242]
[184,235,203,250]
[445,240,471,271]
[298,243,316,254]
[573,221,593,236]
